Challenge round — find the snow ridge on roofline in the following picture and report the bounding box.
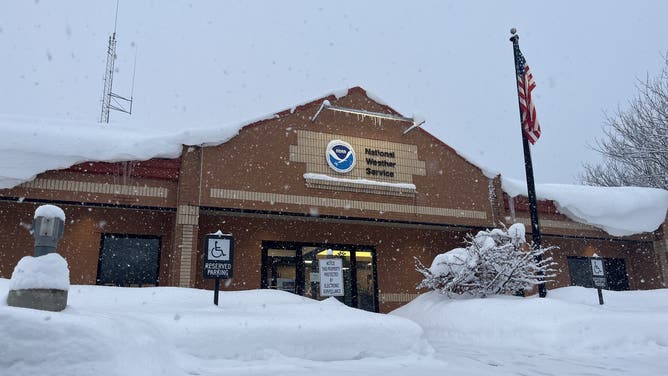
[502,177,668,236]
[0,88,364,190]
[5,91,663,238]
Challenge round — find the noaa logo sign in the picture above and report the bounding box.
[326,140,355,173]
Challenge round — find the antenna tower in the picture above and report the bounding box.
[100,1,135,123]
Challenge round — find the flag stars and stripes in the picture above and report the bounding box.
[515,47,541,144]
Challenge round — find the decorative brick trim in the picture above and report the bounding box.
[209,188,487,220]
[179,224,195,287]
[21,178,168,198]
[177,205,200,225]
[380,292,420,303]
[514,217,598,231]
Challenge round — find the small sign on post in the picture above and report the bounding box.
[203,232,234,305]
[318,258,344,297]
[591,257,607,305]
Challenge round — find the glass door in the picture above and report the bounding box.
[262,242,378,312]
[262,247,301,294]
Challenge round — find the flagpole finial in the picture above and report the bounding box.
[510,28,519,43]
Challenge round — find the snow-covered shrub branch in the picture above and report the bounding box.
[416,223,556,298]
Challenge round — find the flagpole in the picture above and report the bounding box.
[510,28,547,298]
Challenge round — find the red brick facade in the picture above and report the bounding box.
[1,87,665,312]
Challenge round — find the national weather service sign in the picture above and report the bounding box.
[326,140,355,173]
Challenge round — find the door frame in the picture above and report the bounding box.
[261,241,379,312]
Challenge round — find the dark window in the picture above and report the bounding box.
[567,256,629,291]
[97,234,161,287]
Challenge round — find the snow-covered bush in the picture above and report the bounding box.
[416,223,556,297]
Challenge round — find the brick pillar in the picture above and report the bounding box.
[173,146,203,288]
[653,236,668,288]
[176,206,200,287]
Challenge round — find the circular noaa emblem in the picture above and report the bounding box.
[326,140,356,173]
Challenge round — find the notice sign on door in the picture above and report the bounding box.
[319,258,344,297]
[203,234,234,279]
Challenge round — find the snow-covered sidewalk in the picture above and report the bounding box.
[1,279,667,376]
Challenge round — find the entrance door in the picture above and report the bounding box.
[261,242,378,312]
[262,246,301,294]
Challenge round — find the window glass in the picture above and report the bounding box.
[567,256,629,291]
[355,250,376,311]
[97,235,161,286]
[265,248,297,293]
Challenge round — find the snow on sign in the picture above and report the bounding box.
[203,234,233,279]
[319,258,344,296]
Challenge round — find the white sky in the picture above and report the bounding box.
[2,1,667,183]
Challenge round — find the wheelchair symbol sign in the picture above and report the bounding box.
[208,238,230,261]
[591,258,605,277]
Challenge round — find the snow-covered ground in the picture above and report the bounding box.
[1,278,667,376]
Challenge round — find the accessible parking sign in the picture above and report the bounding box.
[203,233,234,279]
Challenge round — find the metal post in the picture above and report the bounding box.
[510,29,546,298]
[214,278,220,305]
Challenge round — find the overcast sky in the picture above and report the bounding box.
[2,1,667,184]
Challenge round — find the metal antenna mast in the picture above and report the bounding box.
[99,0,134,123]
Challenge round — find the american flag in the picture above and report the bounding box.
[515,46,541,144]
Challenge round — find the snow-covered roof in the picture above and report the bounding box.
[1,89,667,237]
[0,114,242,189]
[0,89,359,190]
[502,178,668,237]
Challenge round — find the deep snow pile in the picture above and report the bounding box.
[1,279,668,376]
[392,286,668,355]
[8,253,69,291]
[0,279,426,376]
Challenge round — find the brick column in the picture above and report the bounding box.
[653,236,668,288]
[173,146,203,288]
[176,206,200,287]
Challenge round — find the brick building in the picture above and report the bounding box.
[1,87,666,312]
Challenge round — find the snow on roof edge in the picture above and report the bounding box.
[502,177,668,236]
[4,91,666,238]
[0,88,363,190]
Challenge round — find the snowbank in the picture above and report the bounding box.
[503,177,668,236]
[0,279,426,376]
[392,287,668,355]
[2,279,667,376]
[9,253,69,291]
